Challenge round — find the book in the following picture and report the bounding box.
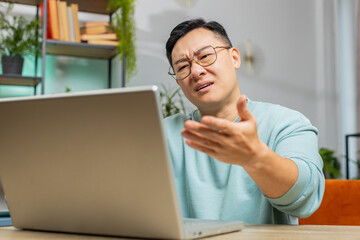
[57,0,64,40]
[48,0,60,40]
[87,39,118,46]
[67,6,75,42]
[81,33,117,41]
[80,25,110,35]
[71,3,81,43]
[82,21,110,27]
[59,1,69,41]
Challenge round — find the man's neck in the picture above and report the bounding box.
[196,86,242,121]
[198,100,239,122]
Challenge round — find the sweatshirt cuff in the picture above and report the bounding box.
[267,159,310,206]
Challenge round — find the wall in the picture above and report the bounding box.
[1,0,340,162]
[129,0,339,152]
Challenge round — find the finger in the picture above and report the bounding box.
[200,116,232,135]
[237,95,253,121]
[184,120,226,139]
[184,120,215,131]
[181,129,222,148]
[184,138,217,156]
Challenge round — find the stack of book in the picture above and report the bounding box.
[41,0,81,42]
[41,0,118,46]
[80,21,118,46]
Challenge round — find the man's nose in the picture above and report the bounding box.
[189,62,206,80]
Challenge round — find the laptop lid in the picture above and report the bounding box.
[0,86,189,239]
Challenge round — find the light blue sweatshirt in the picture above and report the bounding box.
[163,100,325,224]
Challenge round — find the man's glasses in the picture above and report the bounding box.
[168,45,232,80]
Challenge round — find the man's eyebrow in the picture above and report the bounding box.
[173,57,189,66]
[173,46,210,66]
[194,45,210,55]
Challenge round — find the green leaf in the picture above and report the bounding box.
[107,0,136,82]
[0,3,41,57]
[159,84,187,118]
[319,147,342,179]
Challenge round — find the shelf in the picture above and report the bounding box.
[46,39,117,59]
[5,0,41,6]
[0,0,120,94]
[0,75,41,87]
[8,0,111,14]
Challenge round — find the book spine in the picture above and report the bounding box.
[87,40,118,46]
[71,4,81,43]
[60,1,69,41]
[67,7,75,42]
[57,0,64,40]
[81,33,117,41]
[49,0,60,40]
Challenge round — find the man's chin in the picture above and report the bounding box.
[192,98,219,109]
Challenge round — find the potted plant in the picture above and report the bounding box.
[107,0,136,83]
[159,84,187,118]
[320,148,341,179]
[0,3,40,75]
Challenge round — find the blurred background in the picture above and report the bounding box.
[0,0,359,179]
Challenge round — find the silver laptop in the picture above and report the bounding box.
[0,86,243,239]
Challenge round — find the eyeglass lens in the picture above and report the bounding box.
[172,46,217,80]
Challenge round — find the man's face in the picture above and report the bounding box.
[171,28,241,111]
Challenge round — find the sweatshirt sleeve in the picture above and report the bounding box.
[265,108,325,218]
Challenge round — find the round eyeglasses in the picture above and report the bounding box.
[168,45,231,80]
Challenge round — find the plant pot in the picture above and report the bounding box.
[1,56,24,75]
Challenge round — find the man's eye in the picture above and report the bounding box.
[199,54,210,60]
[177,65,189,72]
[198,51,215,61]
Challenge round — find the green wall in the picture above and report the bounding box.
[0,54,113,98]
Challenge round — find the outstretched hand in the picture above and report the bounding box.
[182,95,299,198]
[181,95,268,167]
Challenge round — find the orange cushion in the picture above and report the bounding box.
[299,179,360,226]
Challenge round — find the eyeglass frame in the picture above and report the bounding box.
[168,45,232,81]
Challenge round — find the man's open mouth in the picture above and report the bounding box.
[196,83,214,92]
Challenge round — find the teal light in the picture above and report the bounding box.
[0,54,110,98]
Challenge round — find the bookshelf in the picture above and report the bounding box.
[5,0,110,14]
[0,75,41,87]
[0,0,120,95]
[46,39,117,59]
[0,74,41,95]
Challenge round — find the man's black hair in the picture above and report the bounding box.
[165,18,233,66]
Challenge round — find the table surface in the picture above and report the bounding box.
[1,224,360,240]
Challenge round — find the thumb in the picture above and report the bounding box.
[237,95,252,121]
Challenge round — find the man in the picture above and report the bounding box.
[163,18,325,224]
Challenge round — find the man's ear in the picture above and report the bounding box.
[231,47,241,69]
